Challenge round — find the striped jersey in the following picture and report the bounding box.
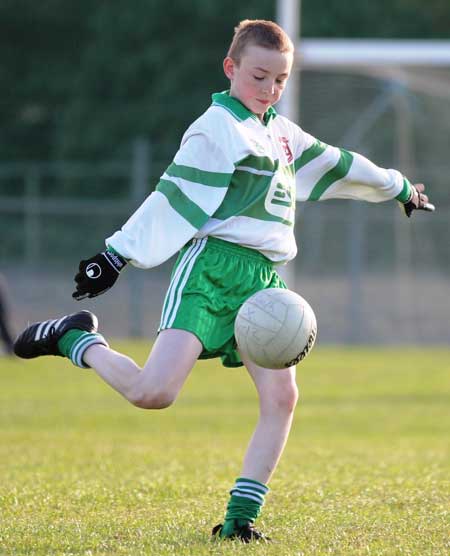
[107,91,412,268]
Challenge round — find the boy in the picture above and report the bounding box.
[14,20,434,542]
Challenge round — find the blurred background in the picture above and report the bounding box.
[1,0,449,346]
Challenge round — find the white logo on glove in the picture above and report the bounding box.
[86,263,102,279]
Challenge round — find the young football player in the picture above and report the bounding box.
[14,19,434,542]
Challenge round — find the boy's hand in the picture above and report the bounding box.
[402,183,435,218]
[72,250,127,300]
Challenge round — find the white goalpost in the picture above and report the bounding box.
[277,0,450,112]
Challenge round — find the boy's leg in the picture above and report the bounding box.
[240,354,298,483]
[217,352,298,541]
[14,311,203,409]
[83,328,203,408]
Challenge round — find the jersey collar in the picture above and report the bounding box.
[211,90,277,125]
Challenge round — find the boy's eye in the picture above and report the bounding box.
[253,76,264,81]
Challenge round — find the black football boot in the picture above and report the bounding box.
[13,310,98,359]
[212,521,271,543]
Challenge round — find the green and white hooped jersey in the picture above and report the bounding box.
[107,91,412,268]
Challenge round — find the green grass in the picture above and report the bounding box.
[1,344,449,555]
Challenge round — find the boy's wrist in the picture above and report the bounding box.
[395,178,414,204]
[105,247,128,271]
[403,185,415,204]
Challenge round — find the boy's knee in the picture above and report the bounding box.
[263,381,299,414]
[128,389,177,410]
[280,382,299,413]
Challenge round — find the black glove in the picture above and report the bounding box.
[72,250,127,300]
[402,183,435,218]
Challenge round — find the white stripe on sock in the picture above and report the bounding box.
[231,488,264,500]
[69,333,88,364]
[234,481,269,494]
[70,333,107,368]
[71,334,96,367]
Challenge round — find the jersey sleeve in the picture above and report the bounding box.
[106,131,234,268]
[294,131,412,204]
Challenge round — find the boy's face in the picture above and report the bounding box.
[223,44,293,119]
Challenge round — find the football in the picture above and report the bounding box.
[234,288,317,369]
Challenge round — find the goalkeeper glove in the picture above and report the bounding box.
[72,249,127,300]
[402,183,435,218]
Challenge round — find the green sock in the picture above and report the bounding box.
[221,477,269,537]
[57,329,108,368]
[57,329,86,357]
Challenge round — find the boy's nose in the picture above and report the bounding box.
[262,83,275,95]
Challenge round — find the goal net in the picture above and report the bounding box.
[286,39,450,344]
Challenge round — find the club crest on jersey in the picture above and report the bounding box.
[278,136,293,163]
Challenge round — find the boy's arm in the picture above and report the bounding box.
[294,133,434,214]
[73,132,234,300]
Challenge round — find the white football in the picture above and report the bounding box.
[234,288,317,369]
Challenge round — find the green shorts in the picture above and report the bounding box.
[159,236,287,367]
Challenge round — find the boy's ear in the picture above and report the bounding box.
[223,57,235,80]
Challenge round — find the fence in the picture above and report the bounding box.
[1,138,449,345]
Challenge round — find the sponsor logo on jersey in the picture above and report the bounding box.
[264,173,295,223]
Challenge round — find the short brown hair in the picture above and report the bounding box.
[227,19,294,64]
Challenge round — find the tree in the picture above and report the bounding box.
[1,0,448,170]
[57,0,274,162]
[0,0,91,160]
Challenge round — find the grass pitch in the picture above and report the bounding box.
[0,343,449,556]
